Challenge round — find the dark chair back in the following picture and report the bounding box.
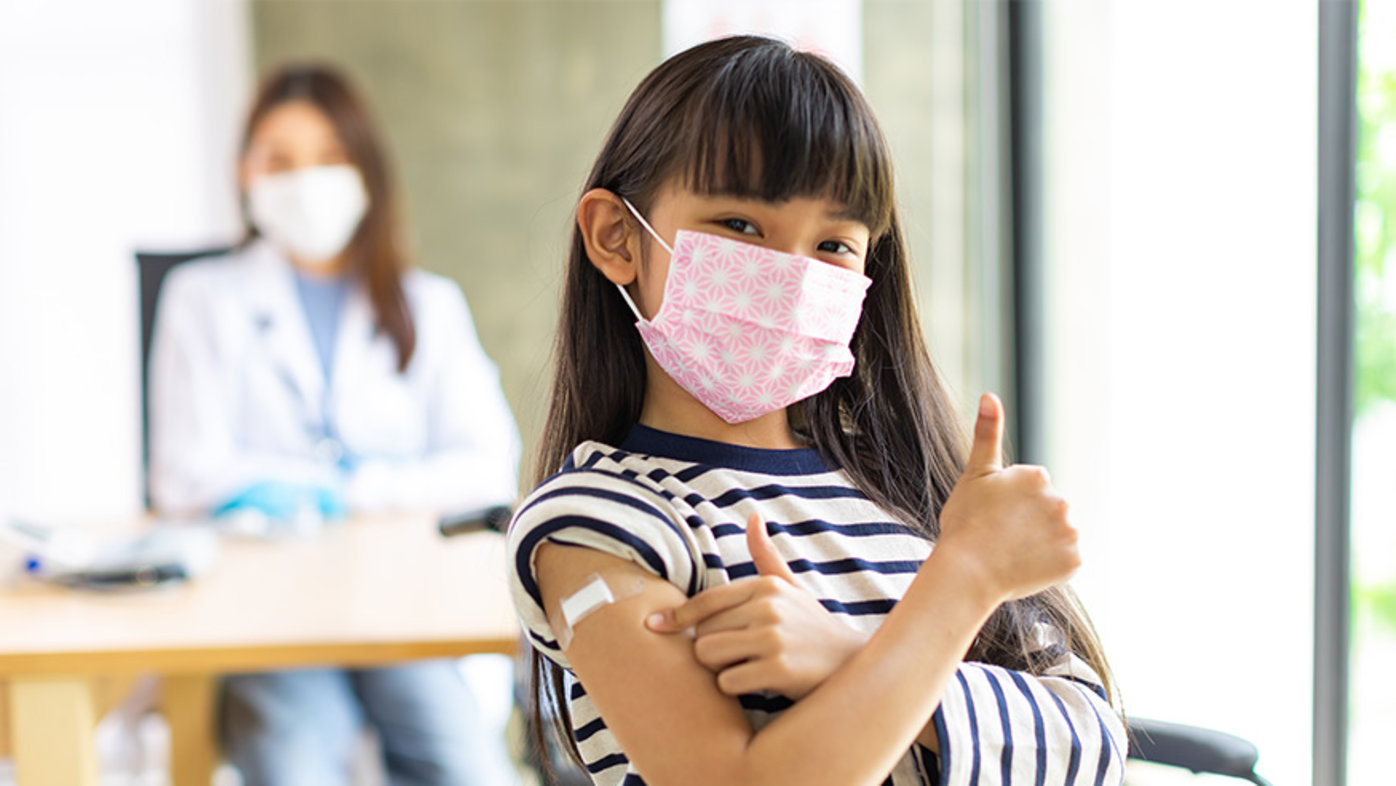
[136,247,234,505]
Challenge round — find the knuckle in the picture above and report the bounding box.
[716,669,739,695]
[692,635,715,661]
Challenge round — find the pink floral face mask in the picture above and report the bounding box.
[617,199,872,424]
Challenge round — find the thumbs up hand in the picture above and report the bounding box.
[936,393,1081,604]
[645,513,868,699]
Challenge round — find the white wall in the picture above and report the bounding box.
[0,0,250,520]
[1042,2,1317,782]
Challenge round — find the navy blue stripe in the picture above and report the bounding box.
[703,553,725,569]
[674,463,714,482]
[619,424,835,475]
[569,681,586,701]
[1009,671,1048,786]
[1046,686,1083,785]
[528,629,560,651]
[516,483,671,529]
[819,598,897,615]
[708,483,865,509]
[1054,674,1109,702]
[1082,694,1120,785]
[725,562,758,579]
[984,668,1015,785]
[585,752,629,774]
[573,716,607,743]
[579,452,604,469]
[1091,709,1111,786]
[515,516,670,607]
[722,557,920,579]
[738,693,794,713]
[711,518,922,540]
[621,774,647,786]
[955,668,981,784]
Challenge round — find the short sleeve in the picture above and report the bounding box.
[506,451,703,670]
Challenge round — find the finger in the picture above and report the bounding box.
[963,392,1006,477]
[715,660,776,697]
[693,600,771,638]
[746,513,798,584]
[692,628,766,672]
[645,581,760,633]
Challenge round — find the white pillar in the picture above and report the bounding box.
[0,0,250,520]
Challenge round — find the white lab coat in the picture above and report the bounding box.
[148,239,521,516]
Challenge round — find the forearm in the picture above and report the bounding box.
[735,548,999,786]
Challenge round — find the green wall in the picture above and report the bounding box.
[252,0,953,488]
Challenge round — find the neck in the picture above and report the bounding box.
[637,355,802,449]
[288,251,349,278]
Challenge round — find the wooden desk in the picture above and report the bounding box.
[0,514,519,786]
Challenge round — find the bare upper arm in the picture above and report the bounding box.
[534,542,755,786]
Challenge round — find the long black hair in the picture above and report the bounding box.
[528,34,1116,769]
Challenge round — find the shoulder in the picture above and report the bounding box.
[154,246,278,328]
[508,441,702,596]
[511,444,684,547]
[507,441,707,666]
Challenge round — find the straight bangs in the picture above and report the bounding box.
[666,42,896,238]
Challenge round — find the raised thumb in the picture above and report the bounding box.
[746,513,798,584]
[964,393,1006,477]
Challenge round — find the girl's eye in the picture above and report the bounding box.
[818,239,855,255]
[719,218,759,235]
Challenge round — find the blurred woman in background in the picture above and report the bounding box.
[148,63,519,785]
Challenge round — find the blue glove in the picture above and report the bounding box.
[214,481,346,522]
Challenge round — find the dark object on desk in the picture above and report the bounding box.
[137,246,235,507]
[53,563,189,590]
[1127,717,1271,785]
[437,505,513,538]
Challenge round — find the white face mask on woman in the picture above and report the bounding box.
[247,164,368,265]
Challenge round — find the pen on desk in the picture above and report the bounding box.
[437,505,513,538]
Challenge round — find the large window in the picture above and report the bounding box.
[1349,0,1396,781]
[1038,2,1318,780]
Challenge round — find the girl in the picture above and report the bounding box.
[506,36,1124,786]
[149,64,519,784]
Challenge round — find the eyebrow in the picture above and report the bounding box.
[825,205,867,223]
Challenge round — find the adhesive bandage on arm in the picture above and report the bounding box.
[556,572,645,649]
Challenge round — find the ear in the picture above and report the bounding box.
[577,188,643,286]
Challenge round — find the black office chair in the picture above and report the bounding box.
[136,246,234,505]
[1126,717,1271,785]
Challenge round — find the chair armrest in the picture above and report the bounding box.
[1127,717,1270,785]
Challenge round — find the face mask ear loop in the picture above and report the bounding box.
[613,197,674,322]
[620,197,674,255]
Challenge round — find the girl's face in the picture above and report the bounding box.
[240,100,352,186]
[630,180,872,321]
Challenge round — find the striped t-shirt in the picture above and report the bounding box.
[506,425,1126,786]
